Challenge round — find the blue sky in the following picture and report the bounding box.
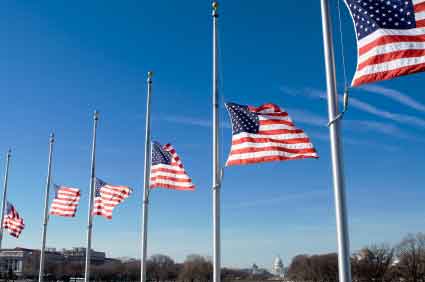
[1,0,424,270]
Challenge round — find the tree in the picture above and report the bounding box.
[179,254,212,282]
[123,260,141,282]
[352,244,394,282]
[396,233,425,282]
[147,254,177,282]
[287,253,338,282]
[287,254,312,282]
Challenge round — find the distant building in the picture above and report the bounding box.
[252,263,260,275]
[0,247,64,277]
[272,256,285,278]
[0,247,106,277]
[61,247,106,265]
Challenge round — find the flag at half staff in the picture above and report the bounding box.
[92,178,132,220]
[346,0,425,86]
[225,102,318,166]
[49,185,81,217]
[150,142,195,191]
[3,202,24,238]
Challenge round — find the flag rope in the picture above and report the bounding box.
[217,18,226,169]
[336,0,349,89]
[327,0,351,127]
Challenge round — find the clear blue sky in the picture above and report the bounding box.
[1,1,424,270]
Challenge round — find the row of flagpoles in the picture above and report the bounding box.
[2,1,425,282]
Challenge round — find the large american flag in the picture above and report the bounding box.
[346,0,425,86]
[92,178,132,220]
[150,142,195,191]
[225,103,318,166]
[49,185,81,217]
[2,202,25,238]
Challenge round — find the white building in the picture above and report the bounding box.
[272,256,285,278]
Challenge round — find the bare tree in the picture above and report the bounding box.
[148,254,177,282]
[396,233,425,282]
[287,254,312,282]
[352,244,394,282]
[287,253,338,282]
[179,254,212,282]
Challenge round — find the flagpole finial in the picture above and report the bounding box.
[49,132,55,143]
[212,2,219,16]
[7,149,11,158]
[212,2,219,11]
[147,71,153,83]
[93,110,99,121]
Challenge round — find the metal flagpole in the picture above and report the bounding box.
[0,149,11,249]
[320,1,352,282]
[84,111,99,282]
[212,3,221,282]
[140,71,153,282]
[38,133,55,282]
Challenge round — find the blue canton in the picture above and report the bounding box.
[346,0,416,39]
[95,178,107,197]
[5,202,12,214]
[53,184,60,198]
[151,142,172,165]
[225,103,260,135]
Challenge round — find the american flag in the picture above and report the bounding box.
[346,0,425,86]
[92,178,132,220]
[2,202,25,238]
[49,185,81,217]
[225,103,318,166]
[150,142,195,191]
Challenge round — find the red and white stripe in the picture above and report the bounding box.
[49,186,80,217]
[150,144,195,191]
[3,205,25,238]
[92,184,132,220]
[226,104,318,166]
[350,0,425,86]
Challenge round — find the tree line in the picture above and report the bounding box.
[287,232,425,282]
[35,254,271,282]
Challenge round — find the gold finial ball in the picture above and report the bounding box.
[148,71,154,78]
[212,2,219,10]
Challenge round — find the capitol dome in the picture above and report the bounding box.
[272,256,285,277]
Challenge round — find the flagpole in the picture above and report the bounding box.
[320,2,352,282]
[84,111,99,282]
[140,71,153,282]
[212,3,221,282]
[0,149,11,249]
[38,133,55,282]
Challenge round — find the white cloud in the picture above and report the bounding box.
[360,85,425,113]
[157,116,231,129]
[227,190,327,209]
[282,87,425,128]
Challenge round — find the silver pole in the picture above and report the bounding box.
[84,111,99,282]
[0,149,11,249]
[38,133,55,282]
[212,3,221,282]
[320,2,352,282]
[140,71,153,282]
